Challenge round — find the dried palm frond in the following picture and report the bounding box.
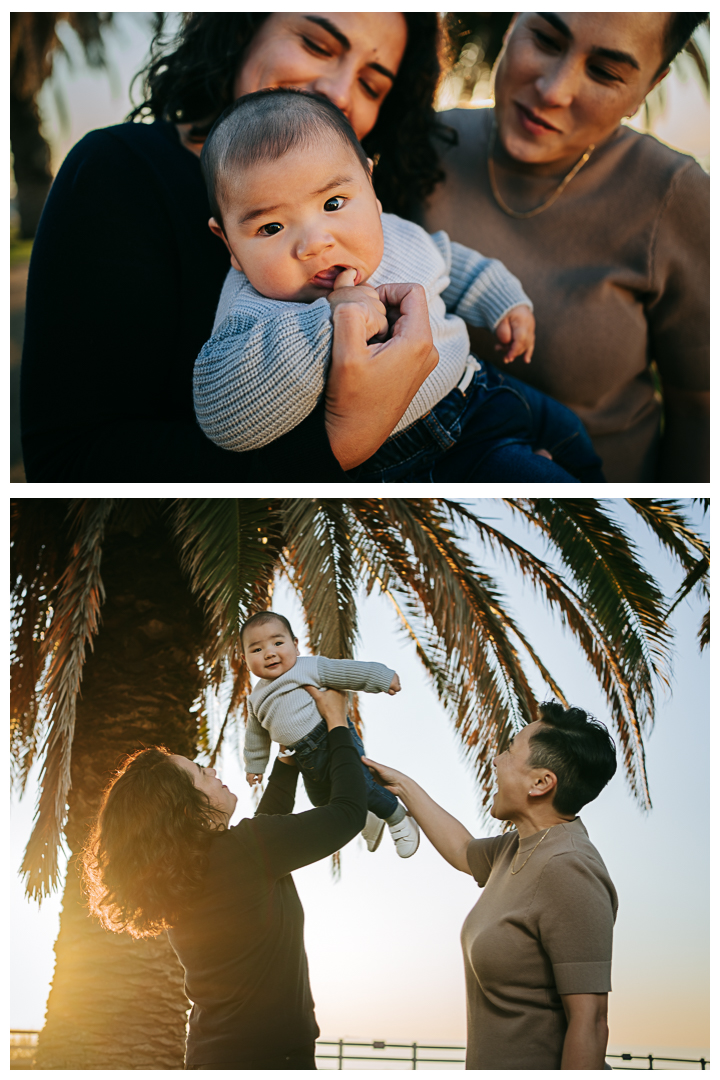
[21,499,115,900]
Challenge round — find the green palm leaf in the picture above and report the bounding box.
[282,499,358,660]
[171,498,282,667]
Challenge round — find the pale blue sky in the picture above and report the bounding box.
[11,500,709,1059]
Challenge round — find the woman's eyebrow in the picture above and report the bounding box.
[303,15,396,82]
[537,12,640,70]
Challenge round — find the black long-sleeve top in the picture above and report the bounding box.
[20,120,347,481]
[167,727,366,1068]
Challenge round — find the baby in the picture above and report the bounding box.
[241,610,419,858]
[194,88,604,483]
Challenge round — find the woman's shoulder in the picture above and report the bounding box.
[603,125,708,201]
[58,120,192,185]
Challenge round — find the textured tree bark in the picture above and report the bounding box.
[35,519,205,1069]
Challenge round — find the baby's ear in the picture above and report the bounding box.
[209,217,244,272]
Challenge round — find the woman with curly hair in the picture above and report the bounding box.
[83,688,366,1070]
[21,13,448,481]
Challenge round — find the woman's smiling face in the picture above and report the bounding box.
[494,12,671,167]
[234,12,408,141]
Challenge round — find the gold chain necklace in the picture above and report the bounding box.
[488,123,595,220]
[510,826,552,875]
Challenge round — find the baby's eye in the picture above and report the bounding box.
[324,196,347,212]
[258,222,283,236]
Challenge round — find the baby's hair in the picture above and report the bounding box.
[240,610,297,651]
[201,87,373,229]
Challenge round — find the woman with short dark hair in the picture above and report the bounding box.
[425,12,709,480]
[83,688,365,1070]
[364,702,618,1070]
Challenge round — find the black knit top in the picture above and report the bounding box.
[167,727,366,1067]
[20,120,346,481]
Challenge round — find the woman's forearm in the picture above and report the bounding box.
[373,768,474,873]
[560,994,609,1069]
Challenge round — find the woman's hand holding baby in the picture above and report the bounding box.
[329,269,389,343]
[326,281,438,470]
[495,304,535,364]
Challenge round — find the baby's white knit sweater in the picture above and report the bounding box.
[244,654,395,774]
[194,212,532,452]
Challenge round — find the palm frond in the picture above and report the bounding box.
[627,499,709,569]
[170,499,282,667]
[699,608,709,651]
[11,500,68,791]
[282,500,358,659]
[506,498,672,697]
[21,499,115,900]
[350,499,552,808]
[423,499,657,808]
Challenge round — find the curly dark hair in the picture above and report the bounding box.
[82,746,227,939]
[128,13,455,219]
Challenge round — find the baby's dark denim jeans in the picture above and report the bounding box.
[349,361,605,483]
[288,717,398,819]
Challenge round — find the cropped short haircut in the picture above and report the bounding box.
[527,702,617,816]
[200,88,372,228]
[240,610,297,652]
[659,13,708,73]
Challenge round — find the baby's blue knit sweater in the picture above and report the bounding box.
[194,213,532,452]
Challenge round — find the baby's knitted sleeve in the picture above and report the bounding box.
[431,230,533,331]
[316,656,395,694]
[243,699,272,775]
[194,281,333,452]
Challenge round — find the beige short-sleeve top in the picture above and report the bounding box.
[462,817,618,1070]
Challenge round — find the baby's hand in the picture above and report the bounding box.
[329,270,388,343]
[246,772,263,786]
[495,304,535,364]
[388,672,402,696]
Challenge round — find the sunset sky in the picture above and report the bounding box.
[11,500,709,1061]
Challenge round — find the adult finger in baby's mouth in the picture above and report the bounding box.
[333,268,358,289]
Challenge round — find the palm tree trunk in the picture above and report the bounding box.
[10,87,53,239]
[36,519,205,1069]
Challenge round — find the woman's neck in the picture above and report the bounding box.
[511,806,575,839]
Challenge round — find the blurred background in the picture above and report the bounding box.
[9,13,710,482]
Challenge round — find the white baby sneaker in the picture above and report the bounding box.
[361,811,385,852]
[388,814,420,858]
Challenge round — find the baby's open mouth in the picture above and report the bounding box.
[309,265,353,288]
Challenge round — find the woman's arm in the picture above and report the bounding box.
[560,993,609,1070]
[362,757,474,873]
[249,689,367,877]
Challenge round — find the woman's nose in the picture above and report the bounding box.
[535,57,577,109]
[312,69,354,119]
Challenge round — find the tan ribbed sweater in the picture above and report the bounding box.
[462,818,617,1070]
[423,107,709,481]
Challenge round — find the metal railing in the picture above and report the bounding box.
[606,1051,709,1071]
[11,1031,710,1071]
[316,1040,710,1071]
[316,1039,464,1068]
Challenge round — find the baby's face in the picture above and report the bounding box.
[212,137,384,303]
[243,618,300,680]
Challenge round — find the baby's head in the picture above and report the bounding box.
[240,610,300,680]
[201,88,384,303]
